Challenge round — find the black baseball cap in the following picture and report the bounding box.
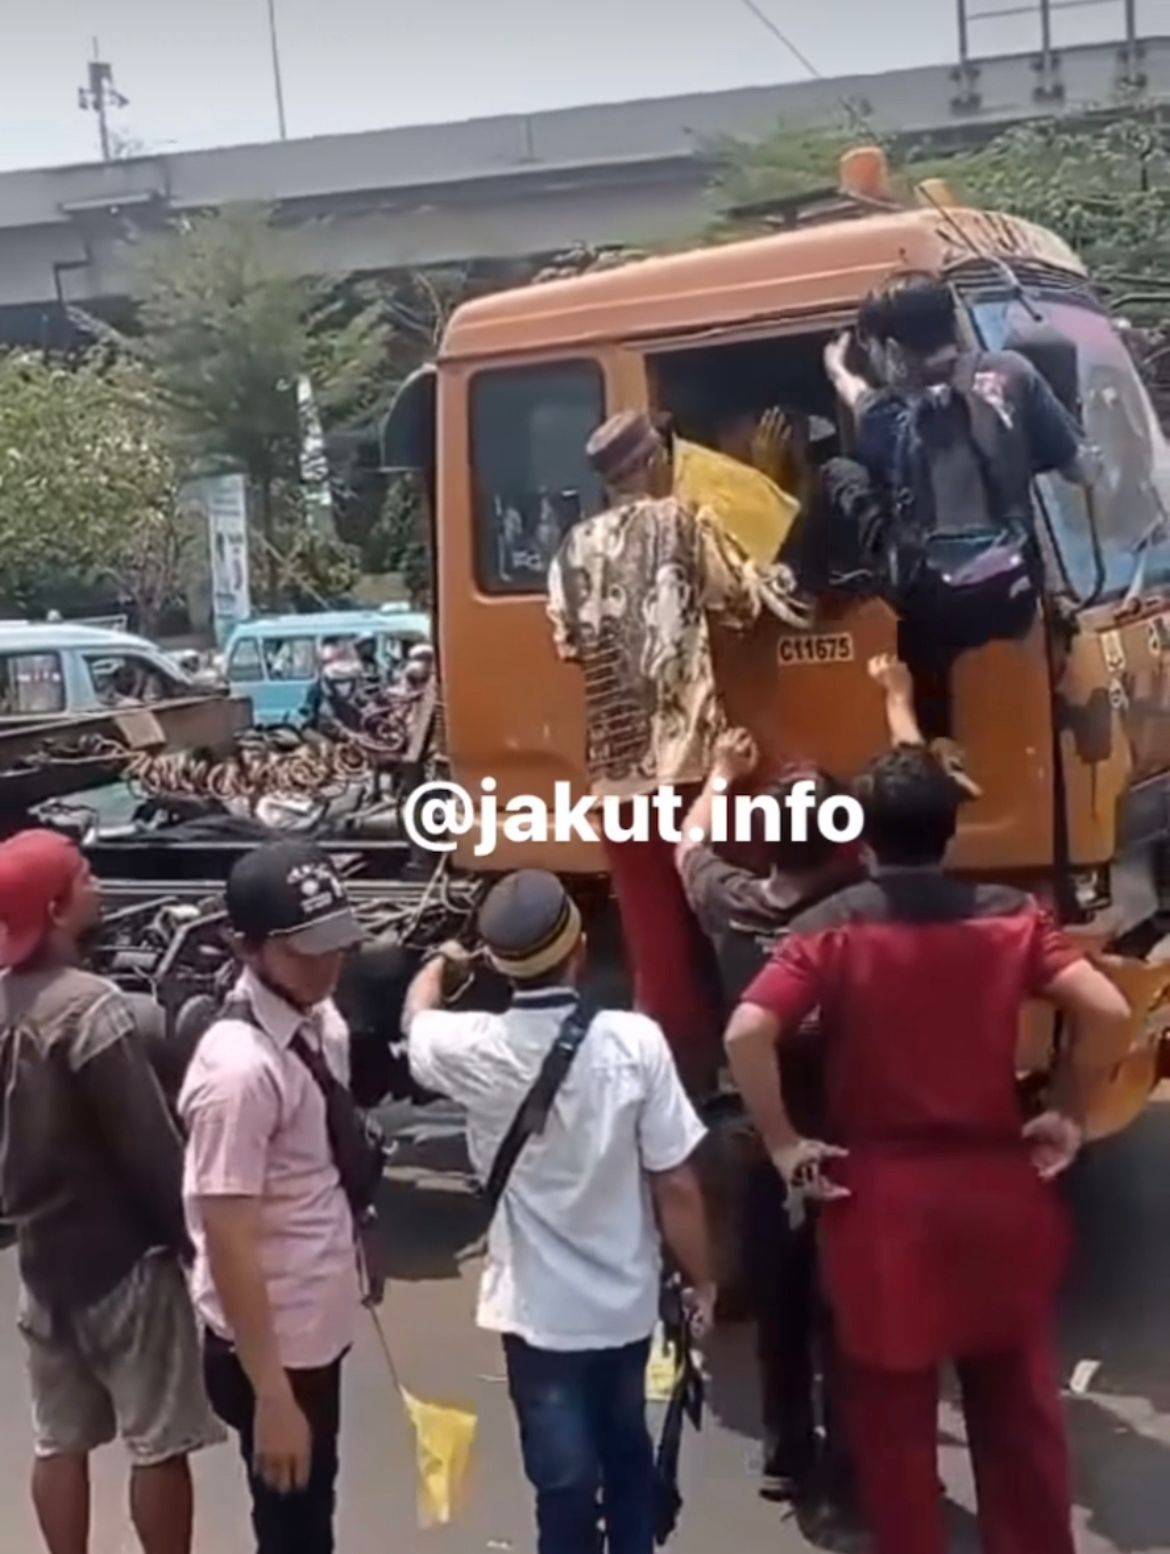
[226,841,363,955]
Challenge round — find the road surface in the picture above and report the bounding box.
[0,1101,1168,1554]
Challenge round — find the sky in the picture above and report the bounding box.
[0,0,1164,172]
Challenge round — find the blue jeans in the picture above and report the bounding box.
[503,1335,655,1554]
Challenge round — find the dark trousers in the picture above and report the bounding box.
[743,1159,850,1490]
[504,1335,655,1554]
[203,1332,342,1554]
[842,1334,1074,1554]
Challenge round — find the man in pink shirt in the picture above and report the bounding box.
[180,842,369,1554]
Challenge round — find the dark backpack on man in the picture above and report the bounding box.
[888,353,1040,659]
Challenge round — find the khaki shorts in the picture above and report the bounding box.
[19,1251,226,1465]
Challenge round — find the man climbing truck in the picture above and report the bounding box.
[381,146,1170,1140]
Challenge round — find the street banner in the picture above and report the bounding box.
[186,472,251,646]
[298,373,336,536]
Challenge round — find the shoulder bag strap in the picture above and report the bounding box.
[483,998,593,1216]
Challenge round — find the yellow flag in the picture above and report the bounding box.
[674,438,800,565]
[645,1325,681,1404]
[400,1388,478,1528]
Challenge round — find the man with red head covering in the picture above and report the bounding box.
[0,830,222,1554]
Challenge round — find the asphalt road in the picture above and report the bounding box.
[0,1100,1168,1554]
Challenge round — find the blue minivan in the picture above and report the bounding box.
[224,606,431,725]
[0,621,202,725]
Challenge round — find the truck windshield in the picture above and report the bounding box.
[969,295,1170,600]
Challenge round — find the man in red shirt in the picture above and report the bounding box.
[725,746,1130,1554]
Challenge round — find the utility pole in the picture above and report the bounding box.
[1122,0,1142,87]
[77,39,128,163]
[956,0,971,66]
[266,0,288,140]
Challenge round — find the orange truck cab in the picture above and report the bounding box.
[383,154,1170,1137]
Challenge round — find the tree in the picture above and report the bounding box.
[951,111,1170,324]
[708,119,854,215]
[365,478,432,607]
[708,108,1170,324]
[328,267,474,576]
[129,205,395,606]
[0,351,189,629]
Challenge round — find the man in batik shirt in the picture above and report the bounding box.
[547,409,808,1090]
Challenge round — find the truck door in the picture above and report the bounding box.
[437,353,620,872]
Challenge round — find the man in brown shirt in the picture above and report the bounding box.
[547,409,808,1086]
[0,830,221,1554]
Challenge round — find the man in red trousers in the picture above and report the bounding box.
[725,745,1130,1554]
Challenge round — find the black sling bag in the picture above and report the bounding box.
[221,997,386,1217]
[482,998,593,1215]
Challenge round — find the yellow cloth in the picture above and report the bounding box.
[645,1325,681,1403]
[401,1388,478,1527]
[674,438,800,566]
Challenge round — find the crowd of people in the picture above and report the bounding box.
[0,264,1138,1554]
[301,635,435,753]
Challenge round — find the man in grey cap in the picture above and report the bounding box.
[180,841,369,1554]
[403,868,715,1554]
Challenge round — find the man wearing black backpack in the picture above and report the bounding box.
[824,272,1089,718]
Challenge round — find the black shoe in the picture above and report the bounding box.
[759,1446,815,1505]
[760,1467,804,1504]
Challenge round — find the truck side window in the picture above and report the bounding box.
[0,653,65,716]
[470,361,605,595]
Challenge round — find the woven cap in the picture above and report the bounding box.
[586,411,663,484]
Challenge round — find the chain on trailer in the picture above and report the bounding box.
[0,687,481,1101]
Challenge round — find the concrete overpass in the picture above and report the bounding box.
[2,33,1169,345]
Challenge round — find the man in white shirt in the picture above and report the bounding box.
[403,869,715,1554]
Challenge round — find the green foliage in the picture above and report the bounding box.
[279,528,363,609]
[708,108,1170,323]
[709,119,854,210]
[365,477,432,607]
[0,351,190,627]
[129,206,396,603]
[951,112,1170,320]
[132,207,309,480]
[325,269,472,574]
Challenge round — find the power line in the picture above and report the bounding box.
[733,0,1020,287]
[732,0,881,141]
[266,0,288,140]
[734,0,827,81]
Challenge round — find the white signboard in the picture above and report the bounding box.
[188,473,251,646]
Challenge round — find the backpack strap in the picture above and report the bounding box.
[951,351,980,398]
[949,353,1027,537]
[482,998,594,1215]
